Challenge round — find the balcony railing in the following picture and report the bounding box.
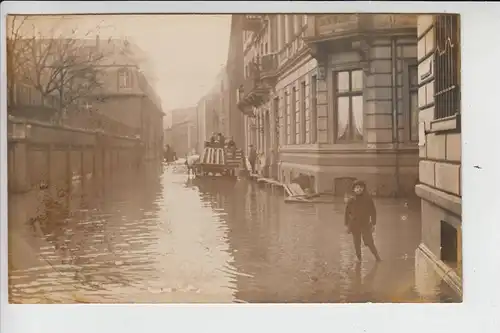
[242,15,264,33]
[309,14,416,39]
[237,61,267,115]
[260,53,278,78]
[371,14,417,30]
[315,14,364,37]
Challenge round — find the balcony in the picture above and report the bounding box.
[314,14,366,37]
[260,53,278,80]
[303,14,417,71]
[242,15,264,33]
[305,14,417,43]
[236,58,275,116]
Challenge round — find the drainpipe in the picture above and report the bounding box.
[391,37,400,197]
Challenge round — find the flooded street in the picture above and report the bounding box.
[8,164,460,303]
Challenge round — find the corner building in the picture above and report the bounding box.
[237,14,420,196]
[414,14,462,298]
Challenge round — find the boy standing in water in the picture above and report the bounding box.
[344,180,382,262]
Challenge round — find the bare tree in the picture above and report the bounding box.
[7,15,120,123]
[6,15,29,107]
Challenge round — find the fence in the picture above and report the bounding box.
[7,116,143,194]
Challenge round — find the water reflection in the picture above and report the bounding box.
[9,165,460,303]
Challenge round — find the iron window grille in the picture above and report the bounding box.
[434,14,460,120]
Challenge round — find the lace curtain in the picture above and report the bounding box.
[337,96,349,140]
[337,95,363,141]
[352,95,363,140]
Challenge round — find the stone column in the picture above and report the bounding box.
[364,44,397,146]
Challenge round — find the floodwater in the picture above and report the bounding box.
[8,163,461,303]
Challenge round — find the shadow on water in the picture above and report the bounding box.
[9,164,460,303]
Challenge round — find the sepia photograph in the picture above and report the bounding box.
[5,11,463,304]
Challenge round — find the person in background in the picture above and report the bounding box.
[210,133,217,147]
[227,136,237,159]
[344,180,382,263]
[248,145,257,174]
[163,144,171,163]
[217,132,226,148]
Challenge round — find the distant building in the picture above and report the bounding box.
[415,14,462,297]
[196,68,231,152]
[7,36,164,161]
[193,15,246,153]
[90,38,164,161]
[165,107,198,157]
[226,15,246,148]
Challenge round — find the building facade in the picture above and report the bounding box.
[8,37,164,161]
[226,15,246,148]
[237,14,420,195]
[91,39,164,161]
[414,14,462,297]
[196,67,232,153]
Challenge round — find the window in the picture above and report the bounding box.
[440,220,458,270]
[310,75,317,144]
[285,90,290,145]
[118,69,132,88]
[300,81,306,144]
[408,64,419,141]
[273,97,280,146]
[434,14,460,120]
[292,87,299,144]
[335,69,364,142]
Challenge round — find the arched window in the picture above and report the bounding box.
[118,68,132,89]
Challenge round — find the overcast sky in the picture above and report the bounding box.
[13,14,232,113]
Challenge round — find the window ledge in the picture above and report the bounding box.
[429,113,461,134]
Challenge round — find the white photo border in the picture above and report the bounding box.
[1,1,500,333]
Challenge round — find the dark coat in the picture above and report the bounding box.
[344,192,377,230]
[248,148,257,162]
